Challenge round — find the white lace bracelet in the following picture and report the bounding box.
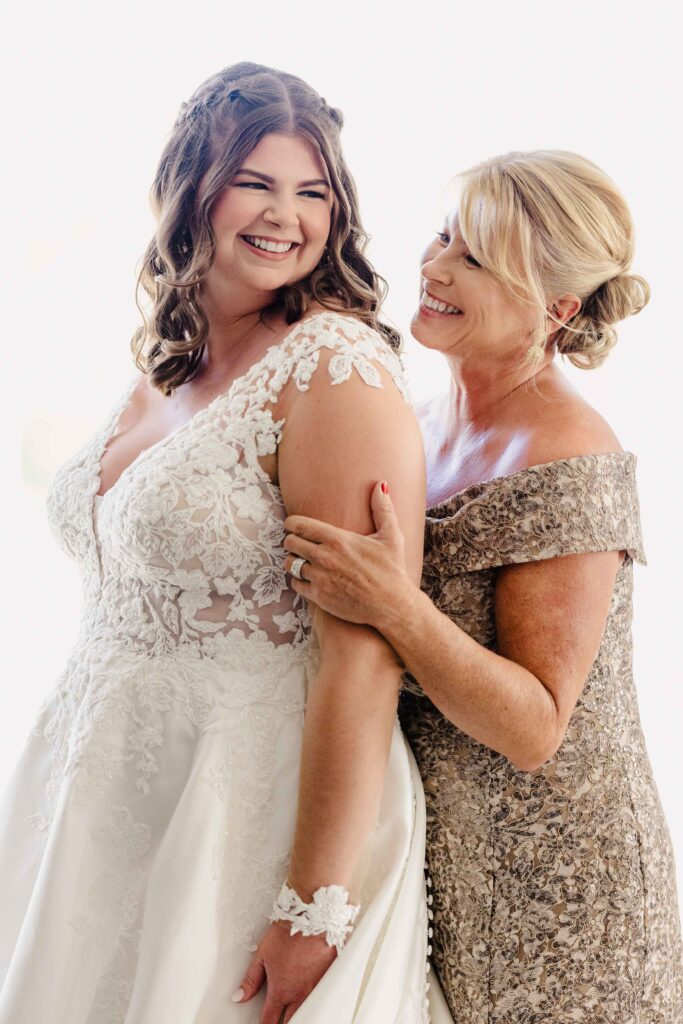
[270,882,360,954]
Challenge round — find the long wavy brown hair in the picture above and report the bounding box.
[131,62,398,395]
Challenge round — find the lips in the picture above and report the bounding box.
[241,234,302,253]
[421,290,463,315]
[239,234,301,261]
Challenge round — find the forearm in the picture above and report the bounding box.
[382,586,559,771]
[287,653,400,901]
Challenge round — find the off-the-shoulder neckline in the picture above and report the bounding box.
[426,450,636,515]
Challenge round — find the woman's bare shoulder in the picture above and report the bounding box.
[523,372,624,467]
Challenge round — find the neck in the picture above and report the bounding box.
[199,280,278,375]
[443,348,555,428]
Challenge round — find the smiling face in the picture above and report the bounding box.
[411,209,538,365]
[202,132,333,311]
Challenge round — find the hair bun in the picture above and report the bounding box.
[556,272,651,369]
[584,273,650,325]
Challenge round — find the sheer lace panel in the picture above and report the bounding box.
[46,311,412,662]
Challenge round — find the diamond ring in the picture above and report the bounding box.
[290,557,309,582]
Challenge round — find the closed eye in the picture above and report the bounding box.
[234,182,327,200]
[464,253,482,268]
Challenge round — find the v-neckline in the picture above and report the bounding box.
[94,312,330,501]
[96,376,236,501]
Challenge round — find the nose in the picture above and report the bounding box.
[422,251,453,290]
[263,193,299,231]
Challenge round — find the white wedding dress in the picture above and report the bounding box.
[0,312,453,1023]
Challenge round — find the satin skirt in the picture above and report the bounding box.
[0,650,448,1022]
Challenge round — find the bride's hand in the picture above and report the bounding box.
[232,920,336,1023]
[283,480,416,630]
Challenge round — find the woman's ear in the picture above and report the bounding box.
[548,294,582,326]
[546,293,581,339]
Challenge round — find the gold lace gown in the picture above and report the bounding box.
[399,452,683,1023]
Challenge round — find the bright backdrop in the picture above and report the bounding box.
[3,0,682,911]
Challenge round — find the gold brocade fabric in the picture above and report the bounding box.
[399,452,683,1023]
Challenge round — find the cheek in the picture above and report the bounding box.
[498,295,530,331]
[211,189,260,237]
[298,207,331,262]
[307,204,332,246]
[484,293,534,343]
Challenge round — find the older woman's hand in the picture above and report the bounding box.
[283,481,417,629]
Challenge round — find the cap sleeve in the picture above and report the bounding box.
[263,310,412,407]
[424,452,646,574]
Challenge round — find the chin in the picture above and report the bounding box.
[251,263,319,295]
[410,315,452,352]
[241,270,296,296]
[252,271,291,290]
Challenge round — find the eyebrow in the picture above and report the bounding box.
[443,219,466,244]
[235,168,330,188]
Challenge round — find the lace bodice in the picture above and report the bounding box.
[46,311,411,665]
[5,314,434,1024]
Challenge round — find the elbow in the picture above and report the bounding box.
[507,712,566,774]
[509,747,557,774]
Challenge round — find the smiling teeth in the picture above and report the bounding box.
[423,293,461,314]
[244,236,294,253]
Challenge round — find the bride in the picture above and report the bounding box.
[0,63,449,1022]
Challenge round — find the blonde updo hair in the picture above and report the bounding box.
[457,150,650,369]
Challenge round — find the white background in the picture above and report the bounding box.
[2,1,681,912]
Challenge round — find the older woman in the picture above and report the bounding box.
[284,151,683,1022]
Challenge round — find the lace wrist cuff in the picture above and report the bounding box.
[270,881,361,954]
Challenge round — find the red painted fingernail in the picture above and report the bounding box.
[381,481,389,494]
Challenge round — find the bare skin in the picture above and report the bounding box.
[100,133,426,1023]
[238,355,425,1023]
[419,360,620,506]
[98,310,309,496]
[282,212,626,773]
[99,131,333,499]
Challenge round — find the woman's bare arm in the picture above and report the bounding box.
[277,352,425,897]
[381,548,621,771]
[233,351,425,1022]
[283,487,622,773]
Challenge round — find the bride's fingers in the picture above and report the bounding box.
[258,991,285,1024]
[283,1000,305,1023]
[232,951,266,1004]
